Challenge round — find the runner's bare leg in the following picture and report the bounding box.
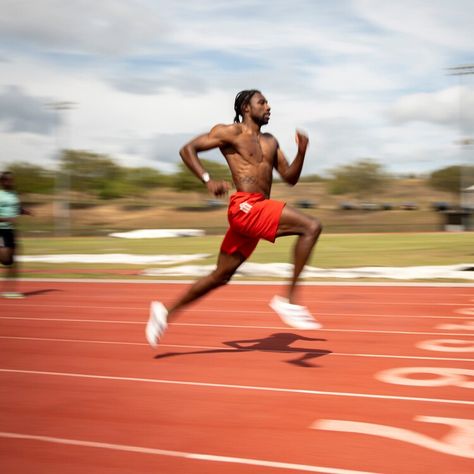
[0,248,17,293]
[275,205,322,304]
[166,251,246,320]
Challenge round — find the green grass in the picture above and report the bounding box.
[14,233,474,281]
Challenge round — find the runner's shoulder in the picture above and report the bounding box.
[261,132,278,145]
[209,123,242,138]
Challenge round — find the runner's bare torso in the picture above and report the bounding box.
[179,91,308,198]
[213,123,278,197]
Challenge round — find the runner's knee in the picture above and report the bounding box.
[305,217,322,239]
[210,268,235,287]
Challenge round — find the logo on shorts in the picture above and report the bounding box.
[239,201,253,214]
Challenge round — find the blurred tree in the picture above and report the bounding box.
[124,167,174,190]
[299,173,323,183]
[60,150,124,195]
[172,159,232,192]
[327,159,389,196]
[6,162,55,194]
[428,165,466,195]
[98,180,138,200]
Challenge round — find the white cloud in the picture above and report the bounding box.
[0,0,167,55]
[354,0,474,51]
[0,85,57,134]
[389,86,474,129]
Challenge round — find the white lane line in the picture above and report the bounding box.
[0,316,140,325]
[1,336,474,362]
[0,368,472,406]
[0,431,378,474]
[15,277,474,287]
[2,304,474,319]
[1,317,473,337]
[2,300,473,308]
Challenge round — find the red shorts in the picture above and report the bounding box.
[220,192,285,258]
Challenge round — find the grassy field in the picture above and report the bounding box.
[14,232,474,281]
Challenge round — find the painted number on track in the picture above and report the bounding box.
[436,321,474,331]
[416,339,474,352]
[312,416,474,458]
[376,367,474,388]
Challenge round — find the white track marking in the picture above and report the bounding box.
[2,303,474,320]
[15,277,474,287]
[1,316,474,337]
[0,368,472,405]
[0,431,379,474]
[436,321,474,331]
[416,339,474,352]
[376,367,474,388]
[313,416,474,459]
[1,336,474,362]
[2,300,474,308]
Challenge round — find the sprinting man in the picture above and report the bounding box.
[146,89,323,348]
[0,171,31,298]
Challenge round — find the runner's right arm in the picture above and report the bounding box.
[179,124,232,196]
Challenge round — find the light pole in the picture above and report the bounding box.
[47,101,76,236]
[447,64,474,229]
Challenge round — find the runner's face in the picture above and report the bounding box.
[247,93,271,125]
[1,175,14,190]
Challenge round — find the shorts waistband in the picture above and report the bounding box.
[230,191,267,201]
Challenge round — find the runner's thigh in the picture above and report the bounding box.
[276,205,315,236]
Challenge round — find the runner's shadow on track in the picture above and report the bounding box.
[22,289,61,297]
[154,332,331,368]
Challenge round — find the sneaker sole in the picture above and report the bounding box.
[269,299,322,330]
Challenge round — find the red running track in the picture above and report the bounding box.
[1,280,473,473]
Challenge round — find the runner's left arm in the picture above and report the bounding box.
[274,130,309,186]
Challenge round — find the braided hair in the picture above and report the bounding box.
[233,89,261,123]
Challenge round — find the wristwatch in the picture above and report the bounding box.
[201,172,210,183]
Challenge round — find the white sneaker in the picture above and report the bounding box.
[2,292,24,299]
[146,301,168,348]
[269,295,322,330]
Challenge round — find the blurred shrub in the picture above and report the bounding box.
[328,159,390,197]
[428,166,464,194]
[59,150,174,199]
[299,174,323,183]
[60,150,124,194]
[98,180,138,200]
[124,167,170,189]
[6,162,55,194]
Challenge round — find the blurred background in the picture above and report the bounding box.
[0,0,473,236]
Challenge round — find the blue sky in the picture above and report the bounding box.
[0,0,473,176]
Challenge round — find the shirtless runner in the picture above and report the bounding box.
[146,89,323,348]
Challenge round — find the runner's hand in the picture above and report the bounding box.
[295,129,309,154]
[206,180,230,197]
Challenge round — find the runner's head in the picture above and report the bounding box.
[0,171,14,190]
[234,90,271,126]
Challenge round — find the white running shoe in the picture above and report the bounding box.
[269,295,322,330]
[2,292,24,299]
[146,301,168,348]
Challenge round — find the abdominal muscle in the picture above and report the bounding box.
[225,156,274,198]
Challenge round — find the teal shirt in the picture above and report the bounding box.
[0,190,20,229]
